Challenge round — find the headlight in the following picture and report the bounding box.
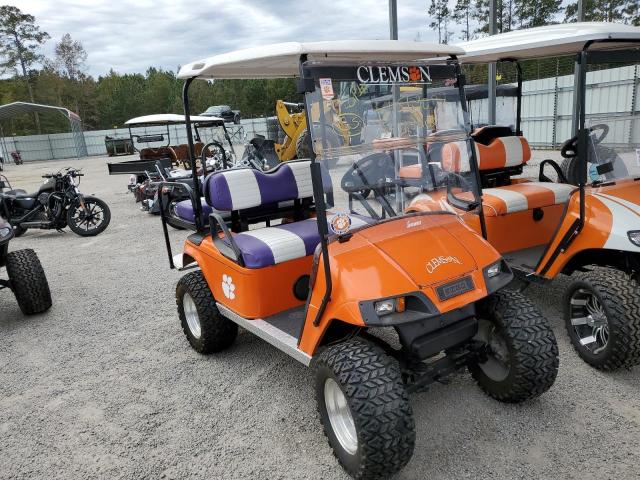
[375,299,396,316]
[486,261,502,278]
[628,230,640,247]
[373,297,406,316]
[0,226,12,238]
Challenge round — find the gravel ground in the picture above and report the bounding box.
[1,155,639,480]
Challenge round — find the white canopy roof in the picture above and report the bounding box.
[124,114,224,126]
[177,40,463,80]
[458,22,640,62]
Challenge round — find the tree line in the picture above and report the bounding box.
[430,0,638,43]
[0,3,638,136]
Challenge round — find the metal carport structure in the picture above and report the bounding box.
[0,101,88,163]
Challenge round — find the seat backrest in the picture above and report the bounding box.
[205,160,313,211]
[168,144,190,162]
[140,146,171,160]
[441,136,531,173]
[472,125,515,146]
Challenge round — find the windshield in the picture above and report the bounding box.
[582,49,640,184]
[304,61,481,230]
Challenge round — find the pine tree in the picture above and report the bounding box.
[472,0,517,36]
[516,0,562,28]
[54,33,87,81]
[429,0,453,44]
[564,0,636,23]
[0,5,49,133]
[453,0,473,41]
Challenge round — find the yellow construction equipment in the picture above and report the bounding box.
[274,100,307,161]
[274,100,351,161]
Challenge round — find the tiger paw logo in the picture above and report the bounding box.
[329,212,352,235]
[408,67,421,82]
[222,274,236,300]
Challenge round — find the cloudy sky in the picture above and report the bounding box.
[13,0,449,77]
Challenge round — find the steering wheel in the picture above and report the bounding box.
[560,123,609,158]
[201,141,229,174]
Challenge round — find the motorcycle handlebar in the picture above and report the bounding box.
[41,171,83,178]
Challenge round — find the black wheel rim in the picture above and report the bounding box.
[569,288,609,355]
[476,319,510,382]
[70,201,105,233]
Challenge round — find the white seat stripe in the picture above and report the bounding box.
[241,227,307,264]
[287,161,314,198]
[224,170,262,210]
[521,182,575,204]
[484,188,528,213]
[500,137,524,167]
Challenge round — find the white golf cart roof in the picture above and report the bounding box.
[458,22,640,62]
[177,40,463,80]
[125,114,224,126]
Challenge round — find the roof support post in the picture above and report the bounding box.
[571,2,586,135]
[487,0,498,125]
[389,0,398,40]
[182,77,202,228]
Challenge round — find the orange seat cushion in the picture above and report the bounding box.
[482,181,575,216]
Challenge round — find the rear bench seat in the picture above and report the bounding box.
[202,160,374,268]
[440,137,575,216]
[204,160,319,269]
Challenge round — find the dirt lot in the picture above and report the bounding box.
[1,155,639,480]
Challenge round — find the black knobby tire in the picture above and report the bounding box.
[67,196,111,237]
[166,201,186,230]
[559,157,579,186]
[13,225,27,237]
[5,249,52,315]
[168,219,186,231]
[469,290,559,403]
[314,338,415,479]
[564,267,640,371]
[176,270,238,354]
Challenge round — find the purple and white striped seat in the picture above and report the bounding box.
[203,161,316,268]
[229,214,372,269]
[230,219,320,268]
[205,161,314,211]
[175,198,214,224]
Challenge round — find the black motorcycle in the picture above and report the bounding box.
[0,168,111,237]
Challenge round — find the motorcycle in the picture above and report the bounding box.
[0,168,111,237]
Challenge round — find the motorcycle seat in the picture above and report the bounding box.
[1,192,37,209]
[4,190,32,199]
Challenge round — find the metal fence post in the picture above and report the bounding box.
[552,59,559,148]
[487,0,497,125]
[629,65,638,146]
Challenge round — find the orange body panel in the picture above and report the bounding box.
[482,205,565,253]
[408,178,640,280]
[184,238,312,318]
[532,180,640,277]
[298,214,501,355]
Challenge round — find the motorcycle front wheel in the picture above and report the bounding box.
[67,196,111,237]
